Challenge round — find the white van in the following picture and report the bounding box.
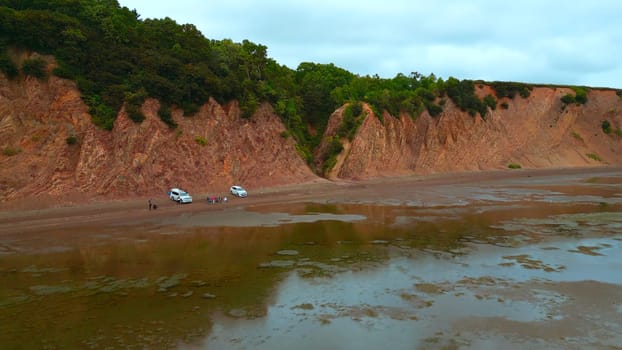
[230,185,248,197]
[168,188,193,203]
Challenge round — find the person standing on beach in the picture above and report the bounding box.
[148,199,152,211]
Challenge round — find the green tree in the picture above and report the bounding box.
[296,62,355,127]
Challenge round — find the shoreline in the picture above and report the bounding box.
[1,165,621,236]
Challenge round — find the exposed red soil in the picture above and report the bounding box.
[1,62,621,206]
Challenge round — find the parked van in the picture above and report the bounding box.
[230,185,248,197]
[168,188,193,203]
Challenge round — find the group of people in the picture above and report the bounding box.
[207,195,227,204]
[148,195,228,210]
[148,199,158,210]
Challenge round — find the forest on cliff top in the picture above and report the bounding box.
[1,0,606,164]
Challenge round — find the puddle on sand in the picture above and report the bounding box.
[2,177,622,349]
[157,209,367,228]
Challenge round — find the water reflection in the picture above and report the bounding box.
[1,191,622,349]
[190,209,622,350]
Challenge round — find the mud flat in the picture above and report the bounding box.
[1,166,621,349]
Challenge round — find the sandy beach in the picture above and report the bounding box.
[2,166,621,235]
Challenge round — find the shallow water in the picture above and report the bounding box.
[191,209,622,350]
[1,175,622,349]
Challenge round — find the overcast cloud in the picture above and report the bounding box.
[118,1,622,88]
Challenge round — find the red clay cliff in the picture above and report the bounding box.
[1,73,621,203]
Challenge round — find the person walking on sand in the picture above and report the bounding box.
[148,199,152,211]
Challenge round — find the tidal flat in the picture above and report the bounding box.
[1,169,621,349]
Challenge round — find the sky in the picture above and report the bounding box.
[117,1,622,89]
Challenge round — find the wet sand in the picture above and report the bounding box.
[1,166,622,349]
[2,166,621,234]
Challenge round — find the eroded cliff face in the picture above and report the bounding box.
[2,74,621,204]
[320,86,622,180]
[0,75,318,202]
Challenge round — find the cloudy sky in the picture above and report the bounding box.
[117,1,622,88]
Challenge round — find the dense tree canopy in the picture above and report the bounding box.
[0,0,533,170]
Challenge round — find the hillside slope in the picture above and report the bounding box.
[319,86,622,179]
[1,74,621,204]
[0,75,318,203]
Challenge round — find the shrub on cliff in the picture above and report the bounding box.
[490,81,532,99]
[573,87,588,104]
[425,102,443,117]
[21,57,47,79]
[338,102,364,140]
[561,93,575,105]
[2,146,21,156]
[561,87,589,106]
[158,104,177,129]
[0,53,18,79]
[586,153,602,162]
[601,120,611,134]
[443,78,488,118]
[321,136,343,175]
[124,89,147,123]
[483,94,497,110]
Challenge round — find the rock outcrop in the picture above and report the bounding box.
[0,75,318,202]
[1,73,621,204]
[319,86,622,179]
